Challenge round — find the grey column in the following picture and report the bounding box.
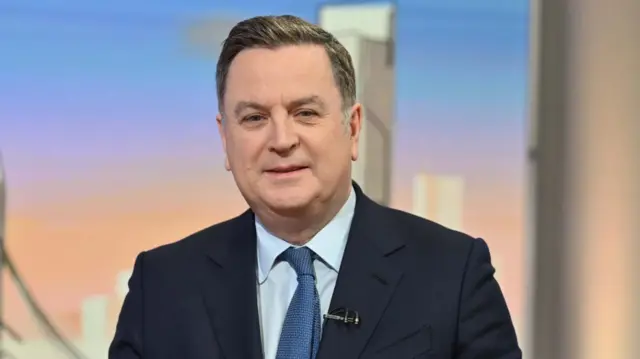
[527,0,640,358]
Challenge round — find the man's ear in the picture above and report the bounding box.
[216,113,231,171]
[348,103,362,161]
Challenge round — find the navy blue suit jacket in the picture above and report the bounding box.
[109,183,521,358]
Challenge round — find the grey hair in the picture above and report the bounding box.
[216,15,356,113]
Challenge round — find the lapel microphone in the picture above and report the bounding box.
[323,307,360,326]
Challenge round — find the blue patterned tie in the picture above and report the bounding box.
[275,247,322,359]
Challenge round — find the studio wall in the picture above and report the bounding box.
[0,0,530,357]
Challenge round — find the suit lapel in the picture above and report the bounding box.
[317,184,405,359]
[200,210,263,359]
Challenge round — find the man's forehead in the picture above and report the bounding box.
[227,46,334,85]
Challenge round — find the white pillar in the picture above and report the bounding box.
[412,174,464,231]
[319,3,396,206]
[82,295,109,343]
[528,0,640,358]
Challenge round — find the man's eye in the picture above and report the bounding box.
[244,115,265,122]
[296,110,317,118]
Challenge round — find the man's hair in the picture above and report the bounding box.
[216,15,356,112]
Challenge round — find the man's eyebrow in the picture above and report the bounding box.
[288,95,326,110]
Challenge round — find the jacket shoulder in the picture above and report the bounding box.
[380,205,480,259]
[139,211,250,265]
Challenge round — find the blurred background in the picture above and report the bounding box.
[0,0,637,358]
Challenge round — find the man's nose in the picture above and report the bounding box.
[268,114,299,155]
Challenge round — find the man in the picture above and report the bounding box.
[109,15,521,359]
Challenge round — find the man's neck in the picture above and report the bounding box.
[255,184,352,246]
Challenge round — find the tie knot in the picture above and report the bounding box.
[282,247,316,278]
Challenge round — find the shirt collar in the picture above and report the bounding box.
[256,185,356,284]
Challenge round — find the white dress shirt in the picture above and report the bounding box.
[255,186,356,359]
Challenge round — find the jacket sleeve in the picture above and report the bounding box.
[454,238,522,359]
[109,252,146,359]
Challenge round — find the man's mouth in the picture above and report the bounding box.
[265,165,308,174]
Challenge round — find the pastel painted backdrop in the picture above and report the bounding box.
[0,0,529,357]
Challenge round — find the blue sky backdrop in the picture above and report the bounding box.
[0,0,530,339]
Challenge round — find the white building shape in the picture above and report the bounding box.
[412,174,465,231]
[319,3,396,206]
[115,269,133,302]
[81,294,109,344]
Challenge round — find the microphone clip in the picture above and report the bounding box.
[323,307,360,326]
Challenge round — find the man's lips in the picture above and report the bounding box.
[265,165,308,173]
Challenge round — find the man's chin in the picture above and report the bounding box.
[262,191,315,216]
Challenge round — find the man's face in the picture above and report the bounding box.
[217,44,361,214]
